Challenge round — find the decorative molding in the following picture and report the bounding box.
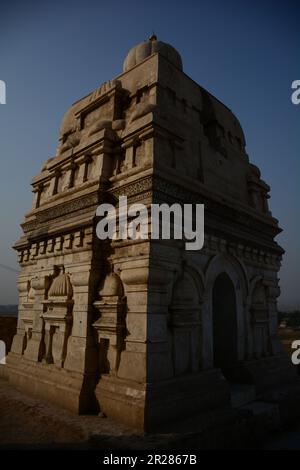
[21,192,100,233]
[109,174,282,253]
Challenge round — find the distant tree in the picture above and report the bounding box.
[278,311,287,324]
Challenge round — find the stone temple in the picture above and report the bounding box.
[7,36,297,431]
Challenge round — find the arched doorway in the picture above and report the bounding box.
[212,272,238,380]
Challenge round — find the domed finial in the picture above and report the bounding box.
[149,33,157,42]
[123,37,183,72]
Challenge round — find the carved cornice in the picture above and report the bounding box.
[16,226,94,266]
[21,192,100,234]
[109,174,283,254]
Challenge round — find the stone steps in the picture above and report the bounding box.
[230,383,256,408]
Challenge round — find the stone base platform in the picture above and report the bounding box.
[3,375,300,449]
[6,353,98,414]
[224,355,297,392]
[6,351,299,433]
[96,369,231,432]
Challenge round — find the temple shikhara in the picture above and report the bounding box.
[7,36,297,431]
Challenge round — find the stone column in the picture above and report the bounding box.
[244,296,254,360]
[266,281,283,355]
[201,292,214,370]
[64,267,97,375]
[23,274,46,362]
[122,142,136,171]
[94,260,150,429]
[117,265,149,382]
[146,265,174,382]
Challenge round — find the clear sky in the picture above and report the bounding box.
[0,0,299,309]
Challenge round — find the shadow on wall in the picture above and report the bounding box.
[0,315,17,356]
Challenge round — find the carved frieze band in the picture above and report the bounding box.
[110,175,282,247]
[18,174,282,269]
[22,192,100,233]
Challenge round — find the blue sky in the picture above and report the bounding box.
[0,0,299,308]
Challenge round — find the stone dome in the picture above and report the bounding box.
[123,35,183,72]
[48,273,73,299]
[99,272,123,297]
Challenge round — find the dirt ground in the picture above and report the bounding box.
[0,377,142,449]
